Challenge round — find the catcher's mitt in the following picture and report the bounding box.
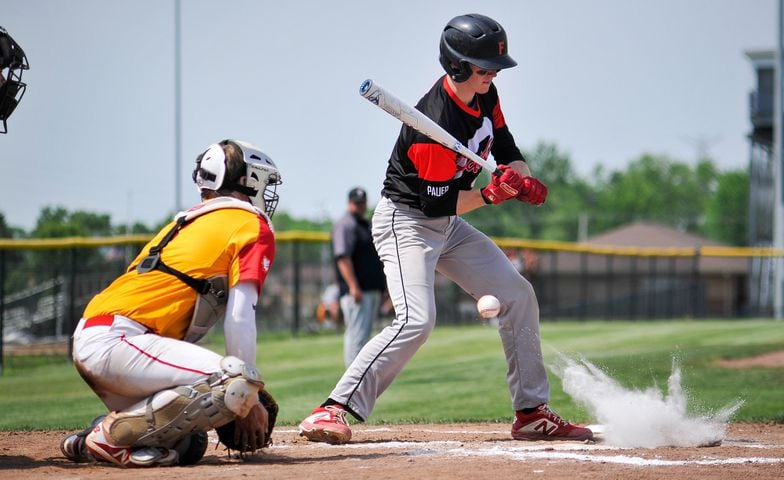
[215,387,279,453]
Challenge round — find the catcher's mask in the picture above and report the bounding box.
[192,139,283,218]
[0,26,29,134]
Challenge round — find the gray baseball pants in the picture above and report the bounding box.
[328,197,549,420]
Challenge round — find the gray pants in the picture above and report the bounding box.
[329,197,549,420]
[340,291,381,367]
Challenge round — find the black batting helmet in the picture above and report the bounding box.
[439,14,517,83]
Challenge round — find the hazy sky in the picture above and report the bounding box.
[0,0,777,231]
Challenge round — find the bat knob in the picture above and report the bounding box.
[359,79,373,96]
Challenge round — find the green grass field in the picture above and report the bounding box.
[1,319,782,431]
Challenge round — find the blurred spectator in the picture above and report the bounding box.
[332,187,386,366]
[316,282,341,328]
[506,249,525,274]
[506,248,540,276]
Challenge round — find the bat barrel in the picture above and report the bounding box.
[359,79,374,97]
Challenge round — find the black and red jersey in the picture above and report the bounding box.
[381,75,525,217]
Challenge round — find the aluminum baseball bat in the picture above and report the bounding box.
[359,79,500,176]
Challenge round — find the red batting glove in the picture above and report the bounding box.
[516,177,548,205]
[480,165,524,205]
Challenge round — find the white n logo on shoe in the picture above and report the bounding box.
[308,412,332,422]
[532,419,559,435]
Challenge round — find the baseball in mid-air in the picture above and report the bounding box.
[476,295,501,318]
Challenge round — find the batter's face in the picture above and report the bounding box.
[349,200,367,217]
[467,64,498,94]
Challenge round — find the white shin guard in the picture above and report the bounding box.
[106,356,263,448]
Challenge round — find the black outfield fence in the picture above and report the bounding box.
[1,232,782,373]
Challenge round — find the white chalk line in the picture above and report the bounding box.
[287,441,784,467]
[277,428,506,435]
[277,427,778,449]
[447,445,784,467]
[272,431,784,467]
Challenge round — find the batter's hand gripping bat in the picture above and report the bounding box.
[359,79,500,176]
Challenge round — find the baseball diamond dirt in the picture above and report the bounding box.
[2,423,783,479]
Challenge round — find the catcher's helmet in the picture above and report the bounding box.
[193,139,282,218]
[439,14,516,83]
[0,26,29,134]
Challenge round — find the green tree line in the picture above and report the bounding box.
[464,142,748,246]
[0,141,749,246]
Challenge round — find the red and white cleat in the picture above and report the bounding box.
[511,404,594,441]
[298,405,352,444]
[84,421,178,467]
[60,415,106,463]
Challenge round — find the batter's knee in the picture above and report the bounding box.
[406,315,437,350]
[495,278,540,327]
[519,275,537,299]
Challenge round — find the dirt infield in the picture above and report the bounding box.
[2,423,783,479]
[716,350,784,368]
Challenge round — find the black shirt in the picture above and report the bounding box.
[382,76,525,217]
[332,212,386,296]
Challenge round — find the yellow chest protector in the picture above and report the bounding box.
[134,197,270,343]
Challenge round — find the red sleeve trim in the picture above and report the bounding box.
[238,217,276,294]
[407,143,458,181]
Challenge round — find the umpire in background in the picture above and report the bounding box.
[332,187,386,366]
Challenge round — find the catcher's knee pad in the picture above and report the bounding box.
[107,356,264,448]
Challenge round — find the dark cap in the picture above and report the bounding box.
[348,187,367,203]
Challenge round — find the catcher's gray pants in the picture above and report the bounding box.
[340,290,381,367]
[329,197,549,420]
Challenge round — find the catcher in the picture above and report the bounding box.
[60,139,281,467]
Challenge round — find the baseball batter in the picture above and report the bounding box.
[299,13,593,444]
[59,139,282,467]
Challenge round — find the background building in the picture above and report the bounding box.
[747,50,776,316]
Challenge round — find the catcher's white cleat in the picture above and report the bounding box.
[298,405,352,444]
[84,421,178,468]
[60,415,106,463]
[60,432,92,463]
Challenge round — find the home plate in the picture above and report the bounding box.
[582,424,722,447]
[586,424,605,443]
